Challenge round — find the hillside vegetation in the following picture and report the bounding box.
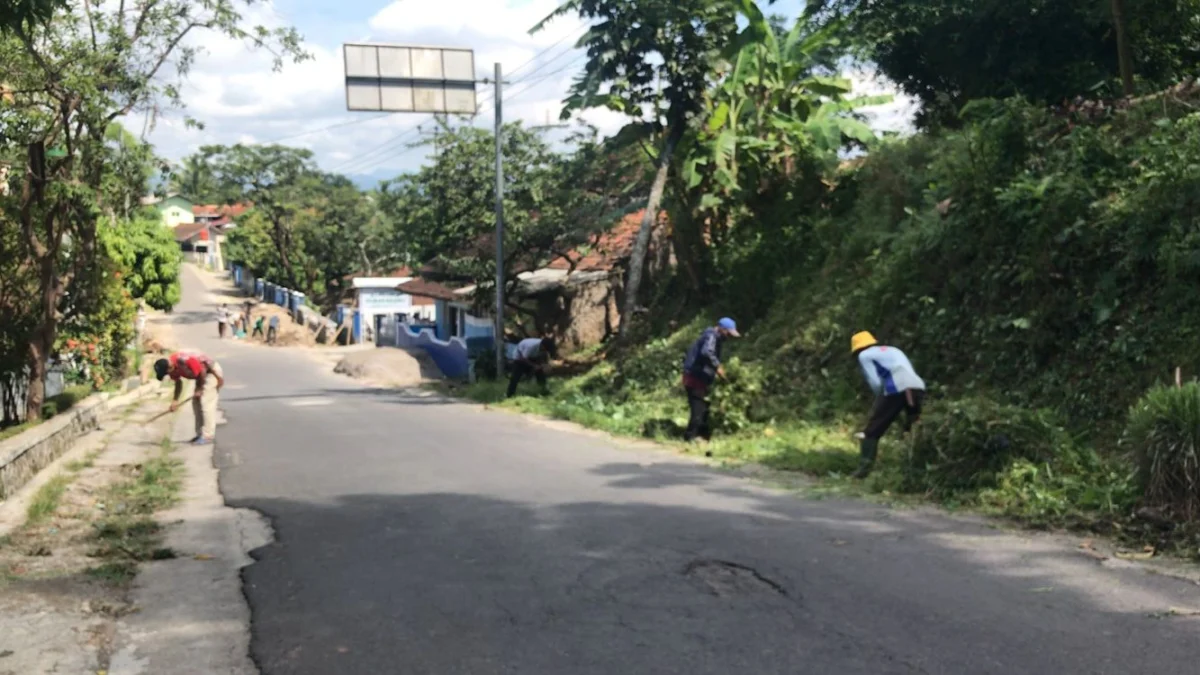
[472,90,1200,557]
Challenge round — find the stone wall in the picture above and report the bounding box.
[0,382,158,500]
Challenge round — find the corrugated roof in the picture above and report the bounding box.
[394,277,460,302]
[173,222,209,242]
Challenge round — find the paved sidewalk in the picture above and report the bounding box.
[0,394,176,674]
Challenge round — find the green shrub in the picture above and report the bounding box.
[1125,382,1200,521]
[902,396,1069,495]
[979,449,1137,526]
[40,402,58,419]
[710,357,766,433]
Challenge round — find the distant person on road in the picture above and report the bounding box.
[155,351,225,446]
[850,331,926,479]
[681,317,739,443]
[506,336,558,398]
[267,315,279,344]
[217,304,229,338]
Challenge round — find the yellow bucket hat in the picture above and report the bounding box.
[850,331,877,353]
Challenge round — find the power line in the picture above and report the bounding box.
[328,121,427,175]
[473,36,585,115]
[264,113,396,145]
[505,53,589,102]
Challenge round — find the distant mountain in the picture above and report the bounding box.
[345,168,406,191]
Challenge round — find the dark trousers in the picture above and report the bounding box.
[684,386,711,441]
[507,361,547,398]
[218,322,227,338]
[252,325,264,338]
[266,326,277,344]
[864,390,925,440]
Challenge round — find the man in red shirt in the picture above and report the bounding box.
[154,351,225,445]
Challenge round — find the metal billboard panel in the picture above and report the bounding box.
[344,44,378,78]
[344,43,477,114]
[377,46,412,78]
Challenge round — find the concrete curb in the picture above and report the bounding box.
[0,379,162,500]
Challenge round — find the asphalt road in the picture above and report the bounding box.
[175,266,1200,675]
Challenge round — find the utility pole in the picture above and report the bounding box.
[493,62,505,378]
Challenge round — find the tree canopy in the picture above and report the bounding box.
[809,0,1200,126]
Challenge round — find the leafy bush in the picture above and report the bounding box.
[710,357,766,433]
[902,396,1069,495]
[979,449,1137,526]
[1125,382,1200,521]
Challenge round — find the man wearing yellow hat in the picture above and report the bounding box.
[850,331,925,478]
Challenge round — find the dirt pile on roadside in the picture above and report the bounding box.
[333,348,441,388]
[241,302,318,347]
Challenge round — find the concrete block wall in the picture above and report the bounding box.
[0,381,158,500]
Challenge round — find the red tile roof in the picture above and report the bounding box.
[547,210,658,272]
[193,203,252,219]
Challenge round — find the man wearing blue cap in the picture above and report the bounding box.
[681,317,740,442]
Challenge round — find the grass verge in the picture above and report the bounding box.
[25,474,73,525]
[456,376,1185,556]
[85,435,183,586]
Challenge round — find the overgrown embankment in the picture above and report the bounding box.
[469,92,1200,558]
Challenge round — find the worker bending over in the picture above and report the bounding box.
[154,351,225,445]
[507,337,558,398]
[851,331,925,479]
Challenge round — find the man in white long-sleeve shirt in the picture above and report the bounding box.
[850,331,926,479]
[507,336,558,398]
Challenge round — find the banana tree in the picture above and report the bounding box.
[674,0,891,275]
[686,1,890,197]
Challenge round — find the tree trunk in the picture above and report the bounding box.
[1112,0,1135,96]
[619,123,684,338]
[269,216,300,290]
[25,254,59,421]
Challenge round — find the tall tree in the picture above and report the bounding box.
[809,0,1200,125]
[1111,0,1135,96]
[1,1,305,419]
[673,3,887,289]
[0,0,64,33]
[168,154,223,203]
[533,0,739,337]
[201,144,321,291]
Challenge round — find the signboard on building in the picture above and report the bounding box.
[343,43,477,114]
[358,288,414,315]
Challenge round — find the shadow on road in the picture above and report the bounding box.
[219,486,1200,675]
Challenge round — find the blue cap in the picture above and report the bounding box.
[718,317,739,337]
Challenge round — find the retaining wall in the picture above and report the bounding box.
[0,380,159,500]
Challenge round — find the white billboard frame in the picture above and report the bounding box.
[343,43,478,114]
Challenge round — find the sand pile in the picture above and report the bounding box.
[333,348,441,388]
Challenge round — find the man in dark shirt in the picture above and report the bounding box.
[681,317,739,442]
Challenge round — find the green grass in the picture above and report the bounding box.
[85,434,184,586]
[461,373,1157,548]
[86,561,139,586]
[25,474,73,524]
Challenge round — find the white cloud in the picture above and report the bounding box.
[136,0,914,183]
[849,69,919,135]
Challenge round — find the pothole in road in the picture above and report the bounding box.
[682,559,791,599]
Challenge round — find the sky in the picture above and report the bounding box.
[137,0,917,187]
